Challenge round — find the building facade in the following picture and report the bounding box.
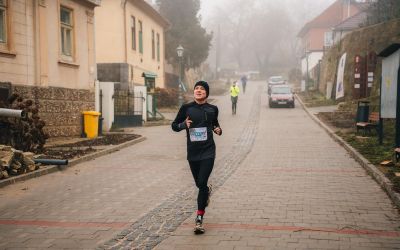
[95,0,169,90]
[297,0,369,87]
[0,0,100,136]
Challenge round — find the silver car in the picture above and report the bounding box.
[267,76,286,94]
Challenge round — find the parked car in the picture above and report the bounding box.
[268,85,295,108]
[267,76,286,94]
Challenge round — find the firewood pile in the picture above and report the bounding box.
[0,93,48,152]
[0,145,39,180]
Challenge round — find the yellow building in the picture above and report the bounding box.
[95,0,169,90]
[0,0,100,137]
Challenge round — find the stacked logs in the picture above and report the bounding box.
[0,93,48,152]
[0,145,39,179]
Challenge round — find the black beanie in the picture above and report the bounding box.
[194,81,209,98]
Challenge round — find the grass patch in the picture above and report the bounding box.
[297,90,336,107]
[336,120,400,193]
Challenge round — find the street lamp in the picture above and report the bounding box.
[176,45,184,106]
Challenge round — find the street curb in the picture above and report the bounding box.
[143,119,171,127]
[296,94,400,208]
[0,136,146,189]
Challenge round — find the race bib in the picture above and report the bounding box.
[189,127,207,142]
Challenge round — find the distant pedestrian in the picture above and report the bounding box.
[171,80,222,234]
[241,75,248,94]
[230,81,240,115]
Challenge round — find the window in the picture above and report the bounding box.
[151,30,155,59]
[324,31,333,47]
[156,33,160,62]
[60,6,74,59]
[0,0,7,48]
[138,20,143,53]
[131,16,136,50]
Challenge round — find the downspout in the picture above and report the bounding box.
[122,0,128,63]
[25,0,29,85]
[347,0,350,19]
[33,0,39,85]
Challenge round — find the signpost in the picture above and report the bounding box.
[353,55,362,99]
[353,52,377,99]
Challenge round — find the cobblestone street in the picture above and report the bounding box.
[0,81,400,249]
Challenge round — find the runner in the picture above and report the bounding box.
[241,75,248,94]
[230,81,240,115]
[171,80,222,234]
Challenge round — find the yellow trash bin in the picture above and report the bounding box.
[82,111,101,138]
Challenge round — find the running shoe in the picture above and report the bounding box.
[194,215,205,234]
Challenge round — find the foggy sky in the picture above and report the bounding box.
[200,0,336,27]
[199,0,337,73]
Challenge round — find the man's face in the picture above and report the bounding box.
[194,85,207,101]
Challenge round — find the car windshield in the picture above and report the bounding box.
[269,76,283,83]
[271,87,291,94]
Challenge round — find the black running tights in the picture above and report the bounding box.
[189,158,214,211]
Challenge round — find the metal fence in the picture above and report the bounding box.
[113,88,144,127]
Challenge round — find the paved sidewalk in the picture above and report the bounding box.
[1,82,399,249]
[155,83,400,249]
[0,83,253,249]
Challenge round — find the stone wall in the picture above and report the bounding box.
[319,18,400,103]
[12,85,95,137]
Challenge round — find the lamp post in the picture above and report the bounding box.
[176,45,184,107]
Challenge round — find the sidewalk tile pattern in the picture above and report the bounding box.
[154,82,400,250]
[97,87,262,249]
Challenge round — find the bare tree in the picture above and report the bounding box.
[204,0,336,75]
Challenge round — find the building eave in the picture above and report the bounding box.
[82,0,101,7]
[132,0,171,29]
[378,43,400,58]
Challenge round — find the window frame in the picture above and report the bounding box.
[151,29,155,60]
[0,0,7,46]
[131,16,136,50]
[324,31,333,47]
[138,20,143,54]
[59,5,75,62]
[156,33,160,62]
[0,0,13,55]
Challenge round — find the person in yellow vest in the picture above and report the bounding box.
[230,81,240,115]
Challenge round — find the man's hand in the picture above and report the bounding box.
[213,127,222,135]
[185,116,192,128]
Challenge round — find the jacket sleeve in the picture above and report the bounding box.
[213,107,222,135]
[171,105,187,132]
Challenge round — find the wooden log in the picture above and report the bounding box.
[0,150,14,168]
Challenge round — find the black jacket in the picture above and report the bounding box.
[171,101,222,161]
